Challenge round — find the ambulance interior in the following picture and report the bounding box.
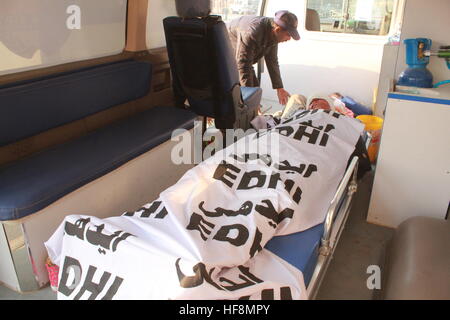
[0,0,449,300]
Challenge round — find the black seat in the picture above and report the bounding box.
[163,15,261,130]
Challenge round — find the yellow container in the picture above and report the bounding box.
[356,115,384,163]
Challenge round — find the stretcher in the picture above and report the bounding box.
[267,132,371,298]
[44,109,370,300]
[266,155,359,298]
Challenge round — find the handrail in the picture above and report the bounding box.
[365,131,373,150]
[320,156,359,254]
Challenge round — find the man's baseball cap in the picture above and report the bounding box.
[274,10,300,40]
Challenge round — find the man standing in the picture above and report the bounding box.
[226,10,300,105]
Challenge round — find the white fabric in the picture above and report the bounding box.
[281,94,307,119]
[250,115,268,130]
[331,96,347,110]
[251,115,278,130]
[45,109,363,300]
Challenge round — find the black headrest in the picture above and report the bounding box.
[175,0,211,18]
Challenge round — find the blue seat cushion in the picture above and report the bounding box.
[265,223,324,287]
[0,106,197,221]
[241,86,262,109]
[0,60,152,146]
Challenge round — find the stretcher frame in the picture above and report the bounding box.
[306,132,372,299]
[0,128,369,297]
[306,155,359,298]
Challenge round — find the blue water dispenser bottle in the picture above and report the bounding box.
[398,38,434,88]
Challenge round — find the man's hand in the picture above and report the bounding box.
[276,88,290,105]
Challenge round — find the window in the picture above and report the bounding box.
[211,0,263,22]
[306,0,395,35]
[0,0,127,76]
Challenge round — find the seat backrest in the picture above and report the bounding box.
[163,15,242,128]
[0,60,152,146]
[306,8,321,31]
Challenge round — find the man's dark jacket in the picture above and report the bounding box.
[226,16,283,89]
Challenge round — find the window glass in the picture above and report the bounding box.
[0,0,127,76]
[211,0,263,22]
[306,0,395,35]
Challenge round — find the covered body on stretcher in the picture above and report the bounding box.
[45,108,371,300]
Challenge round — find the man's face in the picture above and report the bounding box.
[273,26,291,43]
[309,99,331,110]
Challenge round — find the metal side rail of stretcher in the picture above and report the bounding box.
[306,156,360,299]
[365,131,373,150]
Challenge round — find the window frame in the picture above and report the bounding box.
[210,0,266,22]
[299,0,405,45]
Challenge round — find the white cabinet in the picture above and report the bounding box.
[367,87,450,228]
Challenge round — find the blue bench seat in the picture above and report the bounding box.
[0,60,152,147]
[0,106,197,221]
[0,59,201,292]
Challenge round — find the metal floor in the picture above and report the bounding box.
[0,281,55,300]
[0,170,393,300]
[316,170,394,300]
